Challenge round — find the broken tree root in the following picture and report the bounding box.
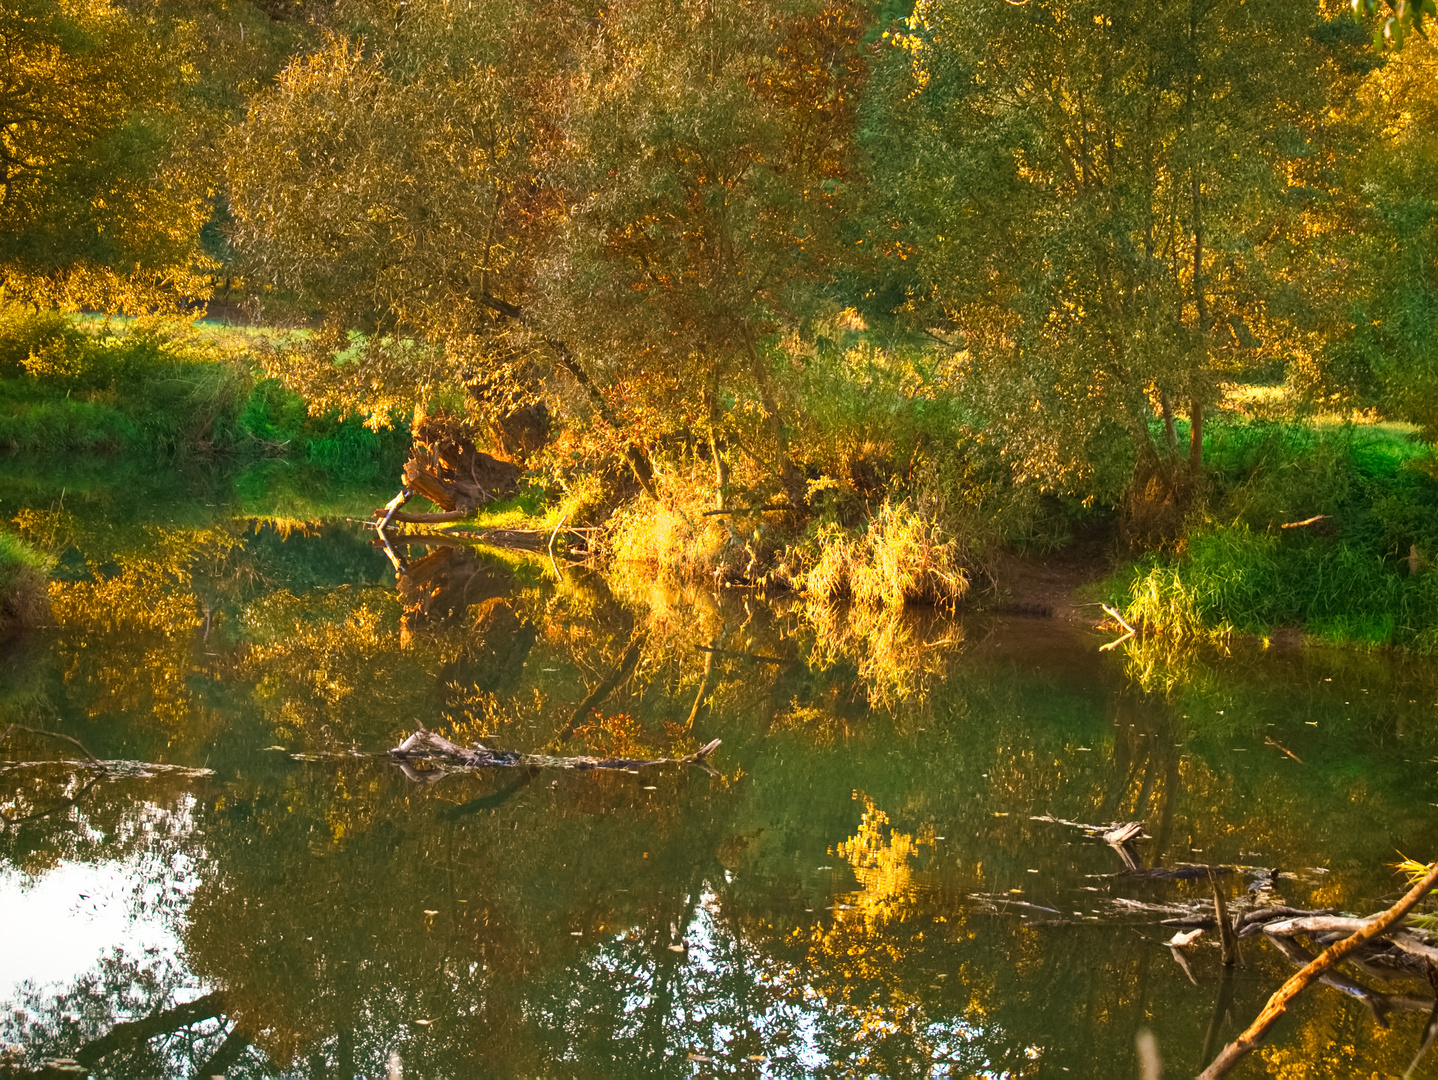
[388,728,721,782]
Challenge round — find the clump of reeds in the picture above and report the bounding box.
[0,531,53,633]
[607,469,752,582]
[801,499,969,609]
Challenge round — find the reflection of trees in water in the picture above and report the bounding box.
[5,953,247,1079]
[10,523,1438,1073]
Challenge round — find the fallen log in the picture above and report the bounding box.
[1239,905,1338,929]
[388,727,721,778]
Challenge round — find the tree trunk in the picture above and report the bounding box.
[704,380,730,511]
[1160,390,1178,454]
[1188,395,1204,479]
[741,327,806,507]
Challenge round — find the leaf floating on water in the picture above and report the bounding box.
[1166,928,1204,947]
[423,910,439,915]
[688,1054,712,1063]
[667,944,686,952]
[643,785,657,791]
[414,1019,433,1026]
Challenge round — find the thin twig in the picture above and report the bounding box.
[1265,736,1304,764]
[548,511,571,581]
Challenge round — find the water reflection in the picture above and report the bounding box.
[3,517,1438,1075]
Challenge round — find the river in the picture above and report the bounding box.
[3,473,1438,1077]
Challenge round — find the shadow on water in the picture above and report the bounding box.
[4,507,1438,1076]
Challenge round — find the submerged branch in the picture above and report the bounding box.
[389,727,721,779]
[1199,861,1438,1079]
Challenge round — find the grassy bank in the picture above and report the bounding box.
[0,530,51,635]
[0,306,409,481]
[1105,422,1438,652]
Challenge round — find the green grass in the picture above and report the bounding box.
[0,529,52,631]
[1108,419,1438,651]
[0,306,409,481]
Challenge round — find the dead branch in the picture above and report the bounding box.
[389,727,721,776]
[1099,604,1136,651]
[1212,871,1240,967]
[1199,861,1438,1079]
[1281,514,1330,530]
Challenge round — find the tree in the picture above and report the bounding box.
[870,0,1369,536]
[225,0,871,503]
[0,1,218,312]
[543,0,870,506]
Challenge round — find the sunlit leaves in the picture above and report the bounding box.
[0,1,217,311]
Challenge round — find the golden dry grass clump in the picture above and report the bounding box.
[802,499,969,609]
[607,471,751,582]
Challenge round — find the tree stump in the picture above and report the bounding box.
[404,411,522,514]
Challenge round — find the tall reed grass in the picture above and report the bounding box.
[800,499,970,609]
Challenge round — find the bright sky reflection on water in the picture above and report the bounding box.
[0,798,203,1031]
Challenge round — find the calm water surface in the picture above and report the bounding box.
[3,478,1438,1078]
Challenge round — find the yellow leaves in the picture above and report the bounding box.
[48,527,240,636]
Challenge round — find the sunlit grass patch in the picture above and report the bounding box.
[0,529,53,632]
[1110,523,1438,652]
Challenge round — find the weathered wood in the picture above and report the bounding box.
[1239,905,1338,928]
[1199,861,1438,1079]
[387,509,470,524]
[1262,915,1380,937]
[389,727,721,775]
[1212,871,1239,967]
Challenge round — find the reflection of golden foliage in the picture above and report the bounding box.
[242,588,432,746]
[565,710,695,760]
[833,794,933,932]
[49,527,241,635]
[776,794,948,1072]
[1258,991,1406,1078]
[1119,632,1229,698]
[771,694,857,746]
[803,600,962,711]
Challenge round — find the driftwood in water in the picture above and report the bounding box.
[1199,860,1438,1079]
[389,727,721,782]
[1237,906,1338,933]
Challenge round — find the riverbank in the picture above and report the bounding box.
[7,308,1438,654]
[0,307,408,478]
[0,529,49,637]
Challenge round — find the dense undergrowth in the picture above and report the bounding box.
[1107,423,1438,651]
[0,306,409,480]
[9,309,1438,654]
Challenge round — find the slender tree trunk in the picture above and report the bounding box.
[1159,391,1178,454]
[741,326,806,507]
[476,291,659,499]
[704,379,729,511]
[1188,396,1204,478]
